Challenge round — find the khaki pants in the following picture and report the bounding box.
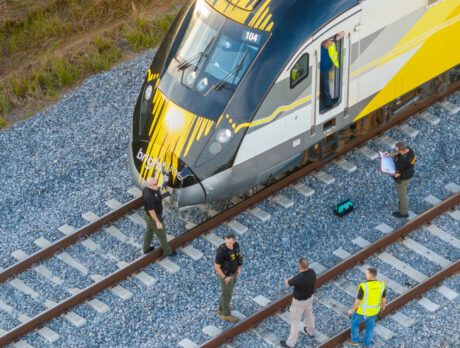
[395,178,411,215]
[286,296,315,347]
[143,212,172,255]
[218,274,236,316]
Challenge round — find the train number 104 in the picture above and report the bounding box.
[242,30,260,44]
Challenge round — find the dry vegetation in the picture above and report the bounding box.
[0,0,179,128]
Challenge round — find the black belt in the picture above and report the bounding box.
[294,295,312,301]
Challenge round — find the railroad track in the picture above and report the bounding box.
[198,192,460,348]
[0,85,459,347]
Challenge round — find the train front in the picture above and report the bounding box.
[129,0,270,206]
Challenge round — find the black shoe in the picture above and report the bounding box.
[142,246,154,254]
[392,211,409,218]
[167,250,178,257]
[279,341,290,348]
[303,327,315,338]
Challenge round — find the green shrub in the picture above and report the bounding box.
[0,95,11,117]
[53,60,80,87]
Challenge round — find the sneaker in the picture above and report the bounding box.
[346,338,359,346]
[303,326,315,338]
[217,306,235,315]
[392,211,409,218]
[167,250,178,257]
[279,341,291,347]
[221,314,239,323]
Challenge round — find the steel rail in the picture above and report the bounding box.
[199,192,460,348]
[317,259,460,348]
[0,197,143,284]
[0,82,458,286]
[0,83,458,346]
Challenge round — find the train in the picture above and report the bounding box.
[129,0,460,207]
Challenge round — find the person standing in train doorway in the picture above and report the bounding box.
[280,258,316,348]
[142,177,177,256]
[384,141,416,218]
[320,31,344,110]
[347,268,386,347]
[214,232,243,323]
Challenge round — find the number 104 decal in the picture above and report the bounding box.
[241,30,261,44]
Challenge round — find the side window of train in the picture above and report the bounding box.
[319,31,344,113]
[290,54,309,89]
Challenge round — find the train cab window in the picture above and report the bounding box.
[319,31,345,113]
[290,54,309,88]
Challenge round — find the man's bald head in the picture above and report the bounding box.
[146,177,158,189]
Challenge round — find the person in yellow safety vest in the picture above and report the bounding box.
[328,42,339,68]
[347,268,387,347]
[320,31,344,109]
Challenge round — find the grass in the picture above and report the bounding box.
[0,0,178,128]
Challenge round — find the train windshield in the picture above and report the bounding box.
[176,0,268,93]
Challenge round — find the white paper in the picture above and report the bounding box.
[379,151,395,175]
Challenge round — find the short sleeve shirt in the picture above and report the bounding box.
[215,242,242,275]
[288,269,316,300]
[143,187,163,218]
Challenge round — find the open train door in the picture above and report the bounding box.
[311,6,362,161]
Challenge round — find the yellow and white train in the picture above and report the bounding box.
[129,0,460,206]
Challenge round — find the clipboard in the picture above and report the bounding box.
[378,151,395,175]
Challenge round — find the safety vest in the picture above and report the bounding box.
[328,42,339,68]
[356,280,385,316]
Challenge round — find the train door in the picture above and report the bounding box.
[310,7,361,160]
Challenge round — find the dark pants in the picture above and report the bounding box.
[218,274,236,316]
[143,212,172,255]
[320,69,332,108]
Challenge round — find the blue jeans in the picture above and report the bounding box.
[350,312,378,346]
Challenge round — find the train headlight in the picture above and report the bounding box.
[186,71,197,86]
[197,77,208,92]
[208,142,223,155]
[144,85,153,100]
[216,129,232,143]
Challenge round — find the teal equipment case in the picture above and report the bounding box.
[334,199,354,217]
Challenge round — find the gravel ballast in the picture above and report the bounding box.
[0,49,459,348]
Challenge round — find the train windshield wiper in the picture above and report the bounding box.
[214,49,248,91]
[177,37,215,71]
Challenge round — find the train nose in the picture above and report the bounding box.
[166,160,206,207]
[130,139,206,206]
[170,167,206,207]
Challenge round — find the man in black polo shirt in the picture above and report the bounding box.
[214,232,243,323]
[142,177,176,256]
[384,141,416,218]
[280,258,316,348]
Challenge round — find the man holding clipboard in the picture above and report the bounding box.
[380,142,416,218]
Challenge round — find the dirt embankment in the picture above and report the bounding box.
[0,0,179,128]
